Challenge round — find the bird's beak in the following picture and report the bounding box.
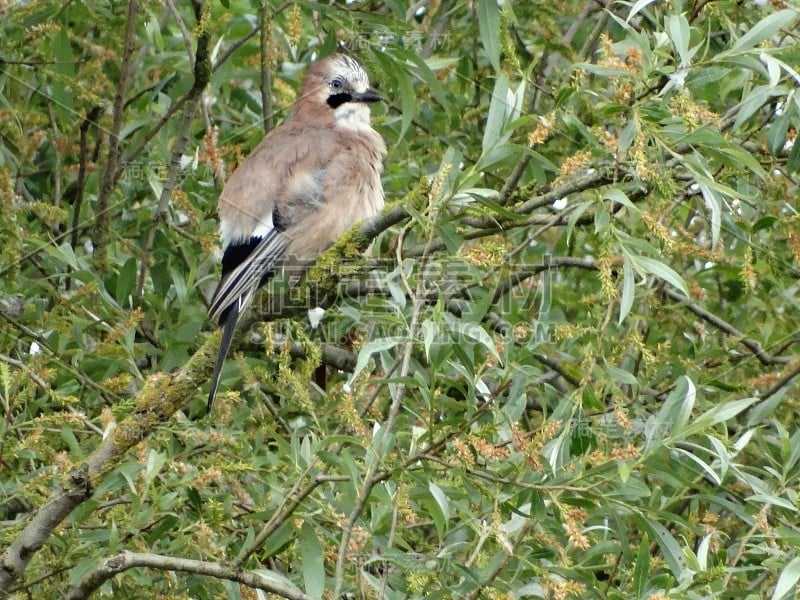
[354,88,383,103]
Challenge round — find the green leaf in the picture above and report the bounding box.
[628,255,690,296]
[752,215,778,232]
[483,76,508,153]
[43,242,81,270]
[476,0,501,72]
[604,188,640,213]
[731,9,799,54]
[667,13,691,66]
[566,200,593,245]
[626,0,659,22]
[429,482,450,523]
[681,397,759,437]
[697,181,722,250]
[772,556,800,600]
[300,523,325,599]
[789,132,800,173]
[633,533,651,597]
[674,447,720,485]
[421,319,437,362]
[734,84,784,130]
[748,493,796,512]
[373,52,415,140]
[350,336,405,383]
[618,254,635,325]
[115,257,137,305]
[60,427,84,459]
[449,322,501,365]
[642,518,686,580]
[437,222,465,254]
[502,383,527,422]
[768,111,791,156]
[659,375,696,436]
[396,47,451,111]
[396,62,416,141]
[143,449,166,492]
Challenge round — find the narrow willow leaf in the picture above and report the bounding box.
[771,556,800,600]
[604,188,640,212]
[429,482,450,523]
[629,255,690,296]
[633,533,651,597]
[707,435,731,480]
[748,493,796,512]
[681,397,759,437]
[697,182,722,249]
[659,375,696,435]
[643,518,686,579]
[675,447,721,485]
[667,14,691,66]
[626,0,659,22]
[697,534,712,571]
[450,322,501,364]
[483,76,509,153]
[731,9,799,53]
[421,319,437,362]
[350,336,405,383]
[300,523,325,599]
[761,52,782,87]
[396,63,416,140]
[618,254,635,325]
[734,84,783,130]
[476,0,501,72]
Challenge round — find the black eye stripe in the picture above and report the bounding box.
[327,92,352,108]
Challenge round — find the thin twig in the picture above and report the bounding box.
[259,1,273,134]
[463,520,535,600]
[66,106,101,290]
[135,95,203,300]
[759,360,800,400]
[165,0,196,70]
[93,0,138,264]
[231,469,341,568]
[0,353,47,390]
[662,288,790,366]
[332,187,439,597]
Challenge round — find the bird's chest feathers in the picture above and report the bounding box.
[333,103,373,133]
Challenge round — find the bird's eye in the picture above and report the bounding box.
[330,79,343,90]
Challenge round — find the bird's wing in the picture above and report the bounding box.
[208,229,290,322]
[217,122,340,244]
[210,123,341,322]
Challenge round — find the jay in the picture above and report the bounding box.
[207,54,386,411]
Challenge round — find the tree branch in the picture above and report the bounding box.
[662,288,791,366]
[93,0,138,266]
[0,336,217,596]
[63,551,311,600]
[259,0,273,134]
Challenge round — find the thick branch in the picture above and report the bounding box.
[0,337,216,596]
[64,551,310,600]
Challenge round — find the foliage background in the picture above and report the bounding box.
[1,0,800,598]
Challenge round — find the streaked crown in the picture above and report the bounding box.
[295,54,382,122]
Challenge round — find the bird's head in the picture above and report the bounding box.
[294,54,383,130]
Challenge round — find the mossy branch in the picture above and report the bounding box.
[0,335,217,597]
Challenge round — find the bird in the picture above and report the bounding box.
[206,53,386,412]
